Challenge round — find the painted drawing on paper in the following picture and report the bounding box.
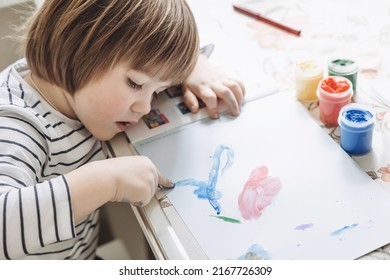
[175,145,283,219]
[238,166,282,220]
[175,144,234,215]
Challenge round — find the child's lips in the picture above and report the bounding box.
[116,122,127,131]
[116,120,137,131]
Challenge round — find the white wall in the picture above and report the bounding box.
[0,0,42,10]
[0,1,33,69]
[0,0,28,9]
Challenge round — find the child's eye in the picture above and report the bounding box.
[127,79,143,90]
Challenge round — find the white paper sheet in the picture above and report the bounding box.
[134,93,390,260]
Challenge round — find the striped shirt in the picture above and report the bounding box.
[0,59,108,259]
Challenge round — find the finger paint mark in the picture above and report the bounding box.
[330,223,358,236]
[295,223,314,231]
[238,166,282,220]
[210,215,241,224]
[238,244,271,260]
[175,144,234,215]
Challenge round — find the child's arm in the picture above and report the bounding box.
[66,156,173,223]
[182,53,246,119]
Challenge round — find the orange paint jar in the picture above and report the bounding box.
[317,76,353,126]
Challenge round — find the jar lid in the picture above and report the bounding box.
[328,59,358,75]
[295,59,323,79]
[338,103,375,128]
[317,76,353,102]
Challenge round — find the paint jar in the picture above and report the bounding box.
[338,103,375,155]
[317,76,353,126]
[294,59,323,102]
[328,59,358,94]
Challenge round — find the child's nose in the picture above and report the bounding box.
[131,98,151,116]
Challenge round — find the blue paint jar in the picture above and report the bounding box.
[338,103,375,155]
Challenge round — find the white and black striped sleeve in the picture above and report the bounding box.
[0,108,76,259]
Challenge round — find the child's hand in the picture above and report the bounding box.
[67,156,174,222]
[111,156,174,207]
[182,54,246,119]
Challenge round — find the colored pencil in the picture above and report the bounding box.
[233,4,301,37]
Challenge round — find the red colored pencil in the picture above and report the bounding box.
[233,4,301,37]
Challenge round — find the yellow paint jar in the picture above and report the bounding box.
[294,59,323,102]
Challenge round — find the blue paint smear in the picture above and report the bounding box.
[175,144,234,215]
[238,244,271,260]
[330,223,358,236]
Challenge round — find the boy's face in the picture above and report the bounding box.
[70,64,172,141]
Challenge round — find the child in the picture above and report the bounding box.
[0,0,245,259]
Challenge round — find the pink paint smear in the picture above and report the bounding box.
[238,166,282,220]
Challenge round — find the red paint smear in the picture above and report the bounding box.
[238,166,282,220]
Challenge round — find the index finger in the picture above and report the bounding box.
[158,170,175,189]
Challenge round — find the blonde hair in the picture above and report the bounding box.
[24,0,199,94]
